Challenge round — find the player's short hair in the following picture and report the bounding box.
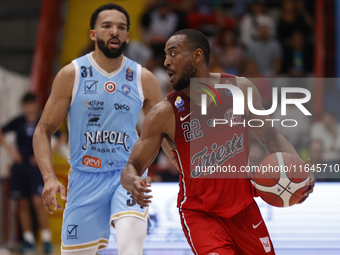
[22,93,37,104]
[90,3,130,31]
[172,29,210,66]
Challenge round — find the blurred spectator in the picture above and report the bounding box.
[186,0,234,34]
[242,59,272,109]
[323,83,340,121]
[124,40,153,67]
[209,51,224,73]
[247,24,282,77]
[150,151,179,182]
[310,112,340,168]
[214,29,243,75]
[240,0,275,48]
[308,139,329,181]
[140,1,182,57]
[145,56,171,98]
[0,93,66,254]
[281,31,313,77]
[277,0,313,56]
[233,0,255,19]
[309,140,324,166]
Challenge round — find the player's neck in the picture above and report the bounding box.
[91,51,124,73]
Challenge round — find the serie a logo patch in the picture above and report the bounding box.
[104,82,116,94]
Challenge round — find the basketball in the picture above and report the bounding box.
[251,152,310,207]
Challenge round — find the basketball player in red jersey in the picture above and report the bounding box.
[121,29,315,255]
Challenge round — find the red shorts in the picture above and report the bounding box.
[179,200,275,255]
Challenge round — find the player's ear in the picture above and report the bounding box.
[192,49,203,64]
[126,32,130,44]
[89,29,96,41]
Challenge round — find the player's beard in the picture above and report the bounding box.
[173,60,196,91]
[97,36,127,59]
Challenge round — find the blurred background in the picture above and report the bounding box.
[0,0,339,254]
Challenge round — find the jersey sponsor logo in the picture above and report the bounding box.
[252,220,262,229]
[82,130,131,152]
[180,112,193,121]
[175,96,185,112]
[87,114,101,126]
[175,96,184,108]
[106,160,114,167]
[84,80,98,94]
[108,159,127,168]
[121,84,131,94]
[126,67,133,81]
[104,82,116,93]
[85,100,104,111]
[66,224,78,239]
[224,109,241,126]
[114,100,130,113]
[259,237,271,253]
[88,113,100,122]
[82,155,101,168]
[191,133,244,178]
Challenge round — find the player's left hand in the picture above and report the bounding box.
[298,158,316,204]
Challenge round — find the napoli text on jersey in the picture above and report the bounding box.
[68,53,144,172]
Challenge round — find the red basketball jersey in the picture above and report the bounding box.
[166,74,255,218]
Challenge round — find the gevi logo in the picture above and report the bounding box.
[200,84,312,128]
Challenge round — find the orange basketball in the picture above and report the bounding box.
[250,152,309,207]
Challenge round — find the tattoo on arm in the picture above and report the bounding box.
[43,123,57,132]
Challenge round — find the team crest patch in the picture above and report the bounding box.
[122,84,131,94]
[224,108,241,126]
[104,82,116,94]
[126,68,133,81]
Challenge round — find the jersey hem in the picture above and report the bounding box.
[61,238,109,252]
[110,207,149,227]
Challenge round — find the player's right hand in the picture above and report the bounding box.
[130,176,153,207]
[42,178,66,214]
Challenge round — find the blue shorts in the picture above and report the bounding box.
[10,163,44,199]
[61,168,148,252]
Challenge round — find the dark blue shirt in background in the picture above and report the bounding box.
[2,115,60,165]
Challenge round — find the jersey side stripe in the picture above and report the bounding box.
[174,149,198,255]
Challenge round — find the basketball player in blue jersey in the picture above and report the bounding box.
[33,4,162,255]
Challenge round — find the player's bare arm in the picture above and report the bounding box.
[121,99,175,206]
[237,77,315,200]
[33,63,74,214]
[141,67,162,115]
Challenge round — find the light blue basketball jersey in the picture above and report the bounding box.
[68,53,143,172]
